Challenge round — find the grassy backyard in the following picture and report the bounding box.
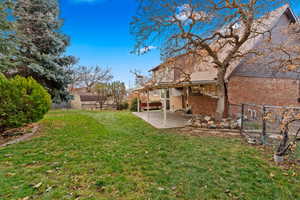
[0,110,299,200]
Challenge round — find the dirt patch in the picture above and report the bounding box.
[172,127,241,138]
[0,124,39,147]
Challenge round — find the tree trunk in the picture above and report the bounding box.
[276,129,290,156]
[216,70,229,119]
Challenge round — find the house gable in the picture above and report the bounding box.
[230,6,300,80]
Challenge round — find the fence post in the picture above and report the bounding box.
[240,104,244,135]
[261,105,267,145]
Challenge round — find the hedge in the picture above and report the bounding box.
[0,74,51,132]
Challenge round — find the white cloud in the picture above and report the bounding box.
[173,4,211,23]
[138,46,157,54]
[71,0,106,4]
[175,4,192,22]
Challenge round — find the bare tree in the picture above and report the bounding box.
[92,83,111,110]
[131,0,292,117]
[269,107,300,161]
[130,69,150,88]
[110,81,127,110]
[72,65,113,91]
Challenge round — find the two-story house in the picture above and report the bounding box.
[149,53,218,115]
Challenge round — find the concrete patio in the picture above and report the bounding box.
[133,111,192,129]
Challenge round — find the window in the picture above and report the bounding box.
[160,89,170,99]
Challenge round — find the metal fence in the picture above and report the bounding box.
[239,104,300,140]
[229,103,300,162]
[228,103,243,120]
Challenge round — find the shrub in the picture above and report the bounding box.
[130,98,138,112]
[119,102,129,110]
[0,74,51,132]
[116,102,129,110]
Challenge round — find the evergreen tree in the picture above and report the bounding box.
[0,0,17,72]
[12,0,77,102]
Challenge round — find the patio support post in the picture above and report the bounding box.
[147,90,150,120]
[163,88,167,127]
[186,87,190,109]
[240,104,244,136]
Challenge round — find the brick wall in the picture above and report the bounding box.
[170,96,183,111]
[228,76,300,106]
[188,95,217,116]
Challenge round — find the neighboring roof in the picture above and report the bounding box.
[70,87,89,94]
[80,95,98,102]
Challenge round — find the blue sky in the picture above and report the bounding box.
[59,0,300,88]
[60,0,161,88]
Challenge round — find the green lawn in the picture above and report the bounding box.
[0,110,299,200]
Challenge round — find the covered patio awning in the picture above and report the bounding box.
[134,80,217,92]
[134,71,218,92]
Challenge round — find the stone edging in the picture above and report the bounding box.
[0,125,39,148]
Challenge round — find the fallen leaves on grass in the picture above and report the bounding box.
[32,182,42,189]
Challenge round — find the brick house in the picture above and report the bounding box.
[228,5,299,107]
[137,5,299,116]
